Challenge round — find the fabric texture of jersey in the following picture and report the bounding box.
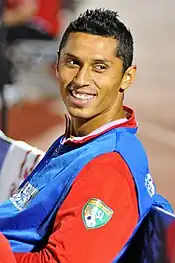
[0,106,173,263]
[14,151,139,263]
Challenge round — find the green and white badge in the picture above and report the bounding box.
[82,198,114,229]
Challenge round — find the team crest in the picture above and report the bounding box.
[82,198,114,229]
[10,182,39,210]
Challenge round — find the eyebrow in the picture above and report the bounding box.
[62,53,80,59]
[93,58,111,64]
[62,52,112,64]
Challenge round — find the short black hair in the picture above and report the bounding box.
[58,8,134,73]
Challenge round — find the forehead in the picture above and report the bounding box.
[60,32,118,60]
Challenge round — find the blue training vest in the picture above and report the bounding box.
[0,126,174,262]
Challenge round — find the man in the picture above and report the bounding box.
[0,8,173,263]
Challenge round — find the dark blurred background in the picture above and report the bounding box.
[0,0,175,208]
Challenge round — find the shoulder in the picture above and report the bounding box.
[114,130,149,176]
[74,152,135,194]
[77,151,130,173]
[116,130,148,162]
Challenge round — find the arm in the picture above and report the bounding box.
[0,233,16,263]
[14,152,139,263]
[3,0,37,26]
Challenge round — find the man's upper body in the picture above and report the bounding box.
[4,0,59,37]
[0,8,173,263]
[11,107,140,263]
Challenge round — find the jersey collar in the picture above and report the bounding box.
[62,106,137,145]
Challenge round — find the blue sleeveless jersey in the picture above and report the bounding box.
[0,126,173,262]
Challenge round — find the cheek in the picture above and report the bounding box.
[60,71,80,98]
[58,70,68,87]
[94,67,121,84]
[95,74,121,95]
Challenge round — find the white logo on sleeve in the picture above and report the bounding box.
[10,182,39,210]
[145,173,155,197]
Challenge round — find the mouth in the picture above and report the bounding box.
[68,89,97,106]
[72,90,95,100]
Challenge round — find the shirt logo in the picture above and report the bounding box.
[145,173,155,197]
[10,182,39,210]
[82,198,114,229]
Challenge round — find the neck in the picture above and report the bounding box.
[70,105,125,137]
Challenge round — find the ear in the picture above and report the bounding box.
[55,51,60,78]
[120,65,137,92]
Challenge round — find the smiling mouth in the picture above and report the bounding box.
[70,90,96,101]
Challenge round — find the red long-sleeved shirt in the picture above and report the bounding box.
[2,107,139,263]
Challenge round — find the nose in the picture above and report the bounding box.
[74,66,91,86]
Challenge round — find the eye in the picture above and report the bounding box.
[93,64,108,72]
[65,58,79,67]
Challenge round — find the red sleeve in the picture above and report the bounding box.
[0,233,16,263]
[14,152,139,263]
[167,222,175,261]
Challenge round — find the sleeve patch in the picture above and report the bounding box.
[82,198,114,229]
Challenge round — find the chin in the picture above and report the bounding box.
[67,107,95,120]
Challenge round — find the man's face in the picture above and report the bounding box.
[57,32,125,120]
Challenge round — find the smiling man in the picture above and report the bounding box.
[0,8,173,263]
[57,30,135,135]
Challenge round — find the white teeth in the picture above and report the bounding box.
[72,90,94,100]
